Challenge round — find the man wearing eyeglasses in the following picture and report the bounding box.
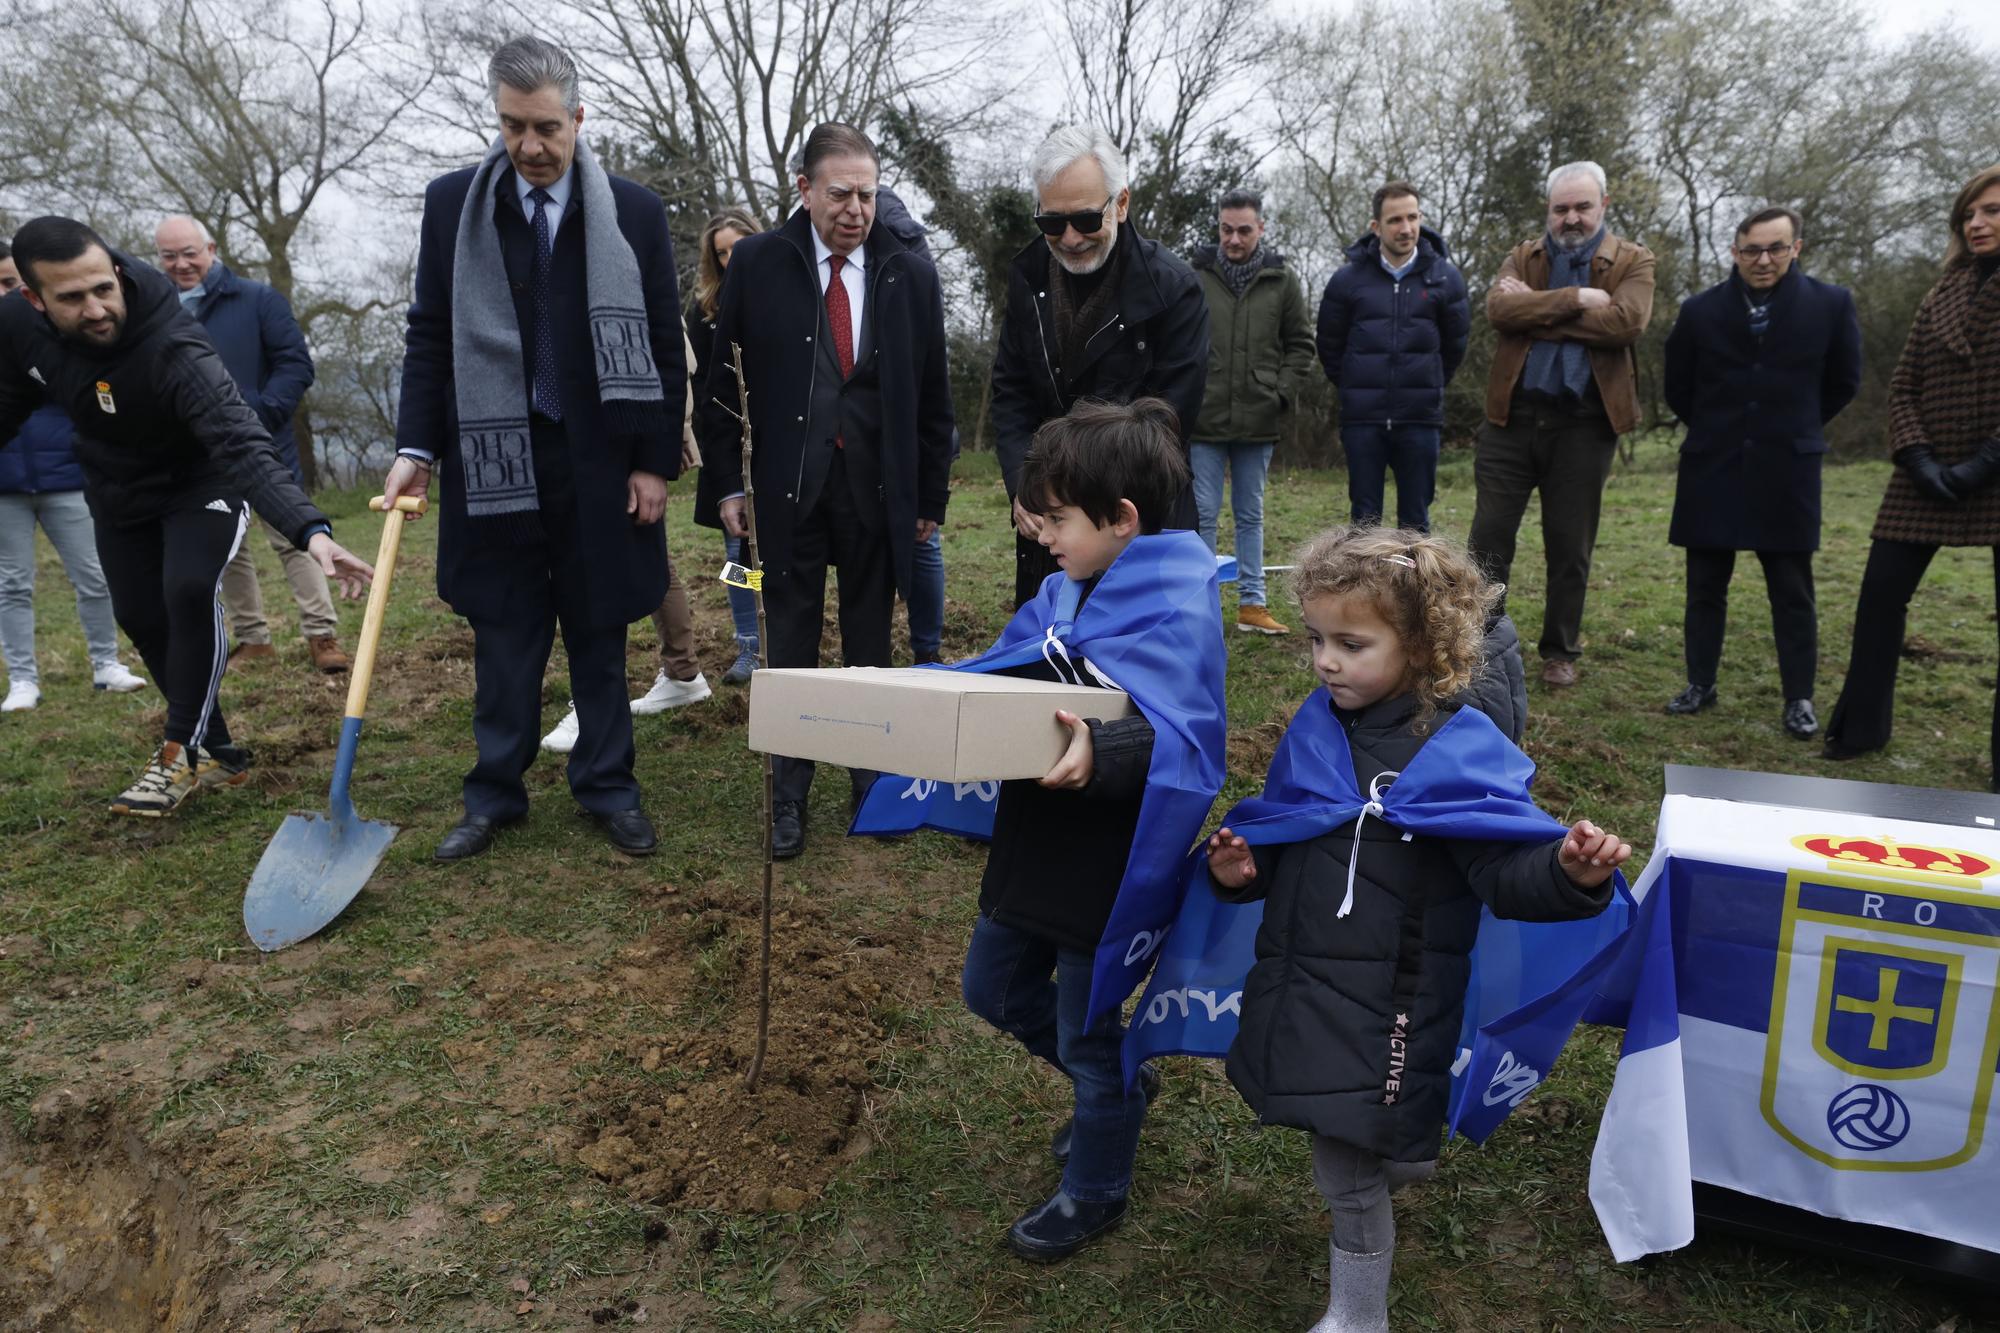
[991,124,1209,608]
[700,122,956,859]
[1471,160,1654,690]
[1661,205,1861,739]
[154,214,345,676]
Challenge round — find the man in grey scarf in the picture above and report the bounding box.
[383,34,686,861]
[1470,161,1655,689]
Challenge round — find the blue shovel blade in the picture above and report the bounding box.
[243,808,398,951]
[243,716,396,952]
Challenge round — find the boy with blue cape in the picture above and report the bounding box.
[852,399,1226,1261]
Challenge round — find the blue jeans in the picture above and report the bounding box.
[0,489,120,684]
[1190,441,1275,605]
[723,534,758,649]
[909,527,944,658]
[961,912,1148,1203]
[1341,423,1441,532]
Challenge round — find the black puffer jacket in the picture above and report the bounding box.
[1222,693,1610,1162]
[1456,612,1528,744]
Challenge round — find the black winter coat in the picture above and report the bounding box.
[0,255,328,545]
[1222,694,1611,1163]
[696,209,955,599]
[991,223,1207,485]
[1316,229,1470,429]
[397,163,686,628]
[1665,268,1861,552]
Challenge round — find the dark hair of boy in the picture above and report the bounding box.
[1372,180,1420,220]
[1018,397,1192,533]
[9,216,113,292]
[1735,205,1803,242]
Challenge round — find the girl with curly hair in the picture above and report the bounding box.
[1203,526,1629,1332]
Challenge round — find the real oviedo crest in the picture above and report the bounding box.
[1761,854,2000,1173]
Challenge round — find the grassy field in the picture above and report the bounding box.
[2,446,1996,1332]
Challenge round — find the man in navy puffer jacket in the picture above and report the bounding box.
[1316,182,1470,532]
[0,244,145,711]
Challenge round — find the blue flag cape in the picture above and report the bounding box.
[850,530,1228,1026]
[1123,689,1634,1141]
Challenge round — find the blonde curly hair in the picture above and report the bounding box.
[1288,526,1501,725]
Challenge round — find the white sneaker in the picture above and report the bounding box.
[1,680,39,712]
[630,670,712,714]
[93,662,147,693]
[541,703,580,754]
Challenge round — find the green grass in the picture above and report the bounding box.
[1,446,1996,1330]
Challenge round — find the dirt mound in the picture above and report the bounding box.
[571,877,940,1213]
[0,1089,222,1332]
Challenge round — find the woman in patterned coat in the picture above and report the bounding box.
[1824,164,2000,782]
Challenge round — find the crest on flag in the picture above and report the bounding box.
[1761,868,2000,1172]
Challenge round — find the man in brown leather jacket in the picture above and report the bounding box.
[1469,160,1654,688]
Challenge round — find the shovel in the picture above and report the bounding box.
[243,494,426,951]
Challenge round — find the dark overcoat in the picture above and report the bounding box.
[694,208,954,599]
[1665,268,1862,552]
[396,163,685,628]
[189,262,315,482]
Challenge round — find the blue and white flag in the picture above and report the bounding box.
[1123,691,1633,1141]
[850,530,1228,1026]
[1586,793,2000,1260]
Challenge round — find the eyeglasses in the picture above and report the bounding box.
[1734,242,1796,261]
[1033,195,1115,238]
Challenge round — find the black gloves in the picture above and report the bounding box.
[1942,437,2000,499]
[1895,444,1960,503]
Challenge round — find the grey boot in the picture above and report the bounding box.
[1307,1244,1392,1333]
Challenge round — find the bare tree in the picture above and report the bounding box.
[21,0,435,487]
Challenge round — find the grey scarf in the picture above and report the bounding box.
[450,136,667,520]
[1215,245,1263,298]
[1520,227,1604,402]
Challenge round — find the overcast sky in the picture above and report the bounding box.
[1274,0,2000,46]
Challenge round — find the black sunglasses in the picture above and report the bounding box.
[1033,195,1115,238]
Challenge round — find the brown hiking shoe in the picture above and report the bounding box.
[1236,605,1291,636]
[227,641,277,670]
[1541,658,1580,688]
[308,636,350,674]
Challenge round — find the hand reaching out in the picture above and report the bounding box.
[1206,827,1256,889]
[1558,819,1631,888]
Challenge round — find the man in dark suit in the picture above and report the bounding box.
[382,35,685,861]
[699,122,955,859]
[989,124,1209,607]
[1663,205,1861,738]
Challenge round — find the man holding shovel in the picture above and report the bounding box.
[382,35,685,862]
[0,216,374,816]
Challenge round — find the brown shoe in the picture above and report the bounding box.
[226,641,277,670]
[1541,658,1579,688]
[307,636,350,674]
[1236,605,1291,636]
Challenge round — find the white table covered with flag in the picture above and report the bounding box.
[1590,766,2000,1284]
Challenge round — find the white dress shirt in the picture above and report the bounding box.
[811,227,865,354]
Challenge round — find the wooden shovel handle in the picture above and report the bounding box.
[345,498,424,718]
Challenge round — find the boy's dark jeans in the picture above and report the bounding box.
[1341,423,1441,533]
[960,912,1148,1203]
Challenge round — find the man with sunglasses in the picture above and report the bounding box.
[1662,205,1861,739]
[991,124,1209,607]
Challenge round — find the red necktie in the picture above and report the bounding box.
[826,254,855,377]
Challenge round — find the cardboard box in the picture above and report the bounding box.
[747,667,1134,782]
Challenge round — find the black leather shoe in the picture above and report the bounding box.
[1005,1190,1128,1262]
[589,807,658,856]
[434,813,518,862]
[914,649,942,666]
[772,801,805,859]
[1783,698,1819,740]
[1052,1062,1160,1166]
[1664,683,1718,715]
